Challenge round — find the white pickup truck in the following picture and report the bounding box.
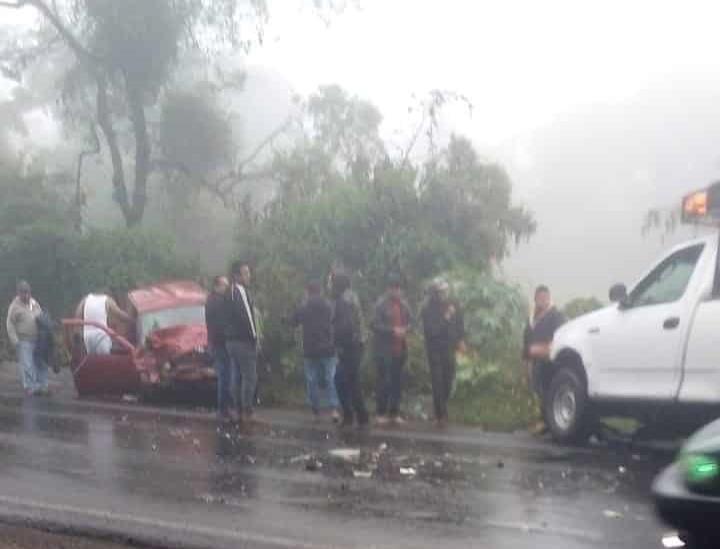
[543,183,720,442]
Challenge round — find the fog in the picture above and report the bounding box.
[502,77,720,302]
[3,1,720,304]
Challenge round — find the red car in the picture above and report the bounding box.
[63,281,214,397]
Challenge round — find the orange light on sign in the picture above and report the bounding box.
[683,190,708,218]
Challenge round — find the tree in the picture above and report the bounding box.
[0,0,277,226]
[420,135,536,266]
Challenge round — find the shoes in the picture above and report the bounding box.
[530,420,548,435]
[331,410,341,424]
[375,415,389,426]
[390,416,406,425]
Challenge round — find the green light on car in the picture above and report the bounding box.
[685,454,720,484]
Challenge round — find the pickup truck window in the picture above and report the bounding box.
[628,244,704,307]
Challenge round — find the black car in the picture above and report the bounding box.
[653,418,720,548]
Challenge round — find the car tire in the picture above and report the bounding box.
[543,367,591,444]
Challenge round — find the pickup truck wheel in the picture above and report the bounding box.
[543,368,590,444]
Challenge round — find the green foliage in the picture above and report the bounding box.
[563,296,604,320]
[307,84,386,179]
[233,88,536,427]
[0,166,198,319]
[84,0,185,92]
[440,269,535,429]
[421,135,536,263]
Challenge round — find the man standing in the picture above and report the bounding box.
[332,272,369,428]
[75,290,132,355]
[371,273,411,426]
[6,281,45,395]
[205,276,232,422]
[225,261,260,423]
[421,278,466,426]
[523,285,566,424]
[292,281,340,422]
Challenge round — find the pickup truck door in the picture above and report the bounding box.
[589,243,705,399]
[680,239,720,403]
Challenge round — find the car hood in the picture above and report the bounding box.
[683,418,720,455]
[147,324,208,360]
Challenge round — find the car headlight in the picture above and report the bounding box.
[684,453,720,489]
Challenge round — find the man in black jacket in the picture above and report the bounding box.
[225,261,261,423]
[421,278,465,426]
[292,280,340,421]
[206,276,231,421]
[331,272,368,428]
[523,285,566,399]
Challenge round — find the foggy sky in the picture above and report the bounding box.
[3,1,720,302]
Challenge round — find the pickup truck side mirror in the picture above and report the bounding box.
[609,283,628,304]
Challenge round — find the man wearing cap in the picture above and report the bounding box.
[371,273,412,425]
[421,278,466,426]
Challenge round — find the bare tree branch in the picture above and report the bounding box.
[236,116,292,170]
[400,110,427,169]
[23,0,99,66]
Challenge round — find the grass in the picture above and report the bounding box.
[449,385,538,432]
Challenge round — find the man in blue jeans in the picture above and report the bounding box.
[292,281,340,422]
[205,275,231,421]
[6,280,46,396]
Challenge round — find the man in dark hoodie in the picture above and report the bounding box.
[331,271,368,428]
[523,285,566,400]
[422,278,466,426]
[292,280,340,421]
[205,275,232,421]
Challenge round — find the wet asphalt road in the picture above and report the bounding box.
[0,363,680,549]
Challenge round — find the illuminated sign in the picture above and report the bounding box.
[682,182,720,225]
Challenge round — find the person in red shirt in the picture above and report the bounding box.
[371,273,412,425]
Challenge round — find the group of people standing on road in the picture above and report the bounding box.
[6,265,565,431]
[204,261,469,428]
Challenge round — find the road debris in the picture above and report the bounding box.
[329,448,361,462]
[121,394,138,403]
[399,467,417,477]
[603,509,623,519]
[353,470,372,479]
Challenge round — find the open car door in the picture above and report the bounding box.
[62,319,141,397]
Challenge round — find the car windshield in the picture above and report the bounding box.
[138,306,205,342]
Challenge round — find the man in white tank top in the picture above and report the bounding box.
[76,292,132,355]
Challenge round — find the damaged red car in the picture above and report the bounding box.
[63,281,214,397]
